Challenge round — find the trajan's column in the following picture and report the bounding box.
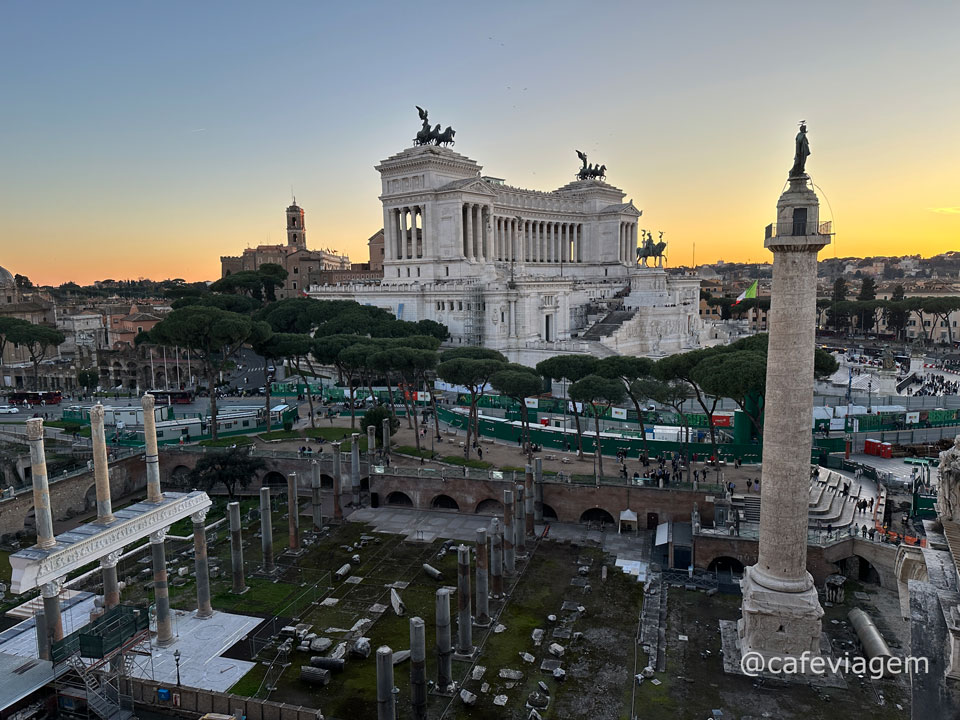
[738,123,829,661]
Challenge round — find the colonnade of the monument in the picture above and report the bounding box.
[619,221,638,263]
[384,205,425,261]
[492,216,585,265]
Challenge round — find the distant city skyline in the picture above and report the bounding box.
[2,1,958,285]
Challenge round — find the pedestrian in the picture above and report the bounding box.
[477,446,483,460]
[861,524,867,538]
[746,478,753,493]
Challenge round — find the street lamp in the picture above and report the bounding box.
[867,378,873,414]
[173,648,181,687]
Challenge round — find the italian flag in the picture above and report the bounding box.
[734,280,758,305]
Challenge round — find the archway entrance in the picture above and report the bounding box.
[263,471,286,487]
[431,495,460,511]
[475,498,503,515]
[542,503,558,521]
[838,555,882,586]
[579,508,614,526]
[386,491,414,507]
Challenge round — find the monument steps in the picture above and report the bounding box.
[580,310,637,340]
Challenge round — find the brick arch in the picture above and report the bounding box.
[707,556,745,574]
[541,503,558,521]
[475,498,503,515]
[431,494,460,511]
[319,474,334,490]
[170,464,192,490]
[83,483,97,511]
[579,507,615,525]
[386,491,414,507]
[263,471,286,487]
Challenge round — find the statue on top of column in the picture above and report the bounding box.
[575,150,606,181]
[414,107,456,147]
[789,121,811,177]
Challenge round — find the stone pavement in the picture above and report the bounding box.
[347,506,653,563]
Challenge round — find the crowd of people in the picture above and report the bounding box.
[910,372,960,396]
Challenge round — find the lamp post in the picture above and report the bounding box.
[867,378,873,414]
[174,648,181,687]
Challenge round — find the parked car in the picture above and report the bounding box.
[0,405,19,414]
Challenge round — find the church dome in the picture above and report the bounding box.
[0,266,14,286]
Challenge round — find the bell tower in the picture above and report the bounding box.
[286,201,306,249]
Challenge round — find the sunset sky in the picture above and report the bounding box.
[2,1,959,286]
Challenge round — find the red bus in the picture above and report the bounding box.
[147,389,195,405]
[6,390,63,406]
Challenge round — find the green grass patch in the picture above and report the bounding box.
[44,420,91,437]
[198,435,254,447]
[442,455,493,469]
[228,663,268,696]
[258,429,302,441]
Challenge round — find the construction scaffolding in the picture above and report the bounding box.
[51,605,153,720]
[463,284,484,347]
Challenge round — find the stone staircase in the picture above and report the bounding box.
[581,310,637,340]
[739,495,761,523]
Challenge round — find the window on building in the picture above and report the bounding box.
[406,268,410,277]
[458,302,463,311]
[293,266,299,274]
[501,311,505,323]
[293,282,297,289]
[416,268,420,277]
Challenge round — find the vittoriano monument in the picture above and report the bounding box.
[413,106,456,147]
[738,124,829,663]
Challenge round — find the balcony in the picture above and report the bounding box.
[764,220,833,239]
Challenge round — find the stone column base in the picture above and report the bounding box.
[737,565,823,661]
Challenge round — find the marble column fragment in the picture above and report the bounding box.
[89,404,114,524]
[310,461,323,530]
[332,442,344,520]
[193,510,213,618]
[503,489,515,574]
[26,419,55,549]
[351,433,361,506]
[376,646,395,720]
[475,528,490,625]
[524,466,535,537]
[515,484,526,555]
[287,473,300,552]
[41,579,63,645]
[410,617,427,719]
[151,530,174,646]
[260,487,275,574]
[367,424,377,464]
[101,550,123,609]
[435,588,452,689]
[456,545,472,655]
[228,501,246,594]
[490,518,503,596]
[534,457,544,523]
[381,417,391,459]
[141,394,163,503]
[35,609,49,660]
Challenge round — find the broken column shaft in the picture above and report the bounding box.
[35,609,49,660]
[332,442,344,520]
[193,510,213,618]
[151,529,174,646]
[310,460,323,530]
[141,393,163,502]
[534,457,544,523]
[287,473,300,552]
[456,544,473,655]
[89,404,114,524]
[524,465,535,537]
[490,518,503,596]
[475,528,490,625]
[515,484,526,555]
[26,419,55,549]
[410,616,427,720]
[40,580,63,645]
[351,433,361,506]
[435,588,452,689]
[381,417,391,459]
[260,486,275,574]
[228,501,246,594]
[101,550,122,609]
[503,489,515,574]
[376,645,395,720]
[367,424,376,464]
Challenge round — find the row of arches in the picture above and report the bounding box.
[384,491,562,521]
